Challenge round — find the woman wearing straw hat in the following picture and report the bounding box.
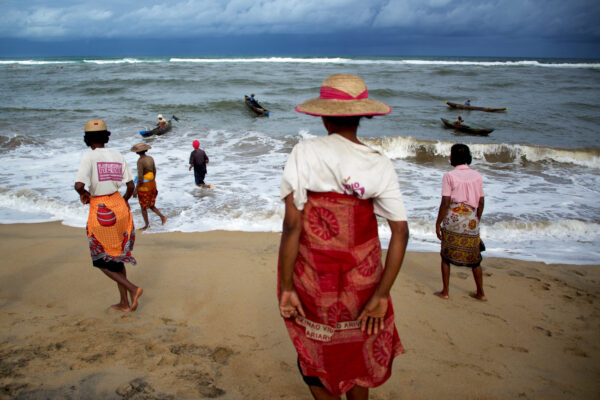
[277,74,409,399]
[75,119,142,312]
[131,142,167,230]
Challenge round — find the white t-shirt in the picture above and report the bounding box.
[75,148,134,197]
[281,134,407,221]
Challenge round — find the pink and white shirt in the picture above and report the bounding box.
[441,164,484,209]
[75,148,134,196]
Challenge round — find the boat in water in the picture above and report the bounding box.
[245,96,269,117]
[441,118,494,135]
[445,101,508,112]
[139,115,179,137]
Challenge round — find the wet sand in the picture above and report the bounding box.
[0,222,598,399]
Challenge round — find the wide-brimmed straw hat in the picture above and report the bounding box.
[130,142,152,153]
[84,119,107,132]
[295,74,391,117]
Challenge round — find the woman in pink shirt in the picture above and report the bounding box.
[434,144,486,301]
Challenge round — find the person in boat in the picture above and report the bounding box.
[455,115,464,125]
[131,143,167,230]
[74,119,142,312]
[464,99,471,106]
[435,143,486,301]
[278,73,409,399]
[189,140,212,188]
[157,114,168,129]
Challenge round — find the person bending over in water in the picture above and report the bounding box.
[74,119,143,312]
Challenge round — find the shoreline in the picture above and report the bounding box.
[1,222,599,399]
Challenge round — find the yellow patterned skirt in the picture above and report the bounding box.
[440,202,482,267]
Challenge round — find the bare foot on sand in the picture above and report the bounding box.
[434,291,449,299]
[161,216,167,225]
[111,303,131,312]
[139,226,148,231]
[130,287,143,311]
[470,292,487,301]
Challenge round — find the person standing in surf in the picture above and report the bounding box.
[277,74,409,399]
[434,143,486,301]
[189,140,212,188]
[75,119,143,312]
[131,142,167,230]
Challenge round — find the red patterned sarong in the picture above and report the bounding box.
[279,192,403,396]
[137,180,157,209]
[87,192,136,265]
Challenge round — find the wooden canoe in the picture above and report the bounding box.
[245,97,269,117]
[139,115,179,137]
[445,101,508,112]
[441,118,494,135]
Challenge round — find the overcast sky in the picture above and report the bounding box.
[1,0,599,58]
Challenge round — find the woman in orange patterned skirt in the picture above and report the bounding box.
[75,119,142,312]
[131,143,167,230]
[434,144,486,301]
[278,74,409,399]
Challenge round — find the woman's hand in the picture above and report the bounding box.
[436,223,443,240]
[79,191,90,205]
[358,294,388,335]
[279,288,305,319]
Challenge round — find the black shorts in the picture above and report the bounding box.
[92,258,124,273]
[297,359,324,388]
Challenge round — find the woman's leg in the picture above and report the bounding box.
[101,267,143,311]
[309,386,340,400]
[140,207,149,230]
[149,206,167,225]
[346,385,368,400]
[435,258,451,299]
[470,266,487,301]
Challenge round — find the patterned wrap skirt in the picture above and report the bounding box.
[87,192,136,265]
[137,172,157,209]
[278,192,403,396]
[440,202,482,267]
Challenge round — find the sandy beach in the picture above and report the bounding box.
[0,222,598,399]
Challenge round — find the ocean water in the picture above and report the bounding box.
[1,56,599,264]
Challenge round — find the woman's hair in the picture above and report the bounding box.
[83,130,111,147]
[136,150,147,156]
[322,115,372,127]
[450,143,472,166]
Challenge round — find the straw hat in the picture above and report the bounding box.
[130,142,152,153]
[157,114,164,120]
[295,74,391,117]
[84,119,107,132]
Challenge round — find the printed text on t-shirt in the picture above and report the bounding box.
[343,176,365,197]
[97,162,122,182]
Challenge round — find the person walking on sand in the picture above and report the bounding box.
[131,142,167,230]
[278,74,409,399]
[434,143,486,301]
[74,119,143,312]
[189,140,212,188]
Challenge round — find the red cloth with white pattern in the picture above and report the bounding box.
[279,191,403,396]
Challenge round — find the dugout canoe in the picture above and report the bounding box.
[441,118,494,135]
[139,115,179,137]
[245,97,270,117]
[445,101,508,112]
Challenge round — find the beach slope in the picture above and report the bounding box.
[0,222,598,399]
